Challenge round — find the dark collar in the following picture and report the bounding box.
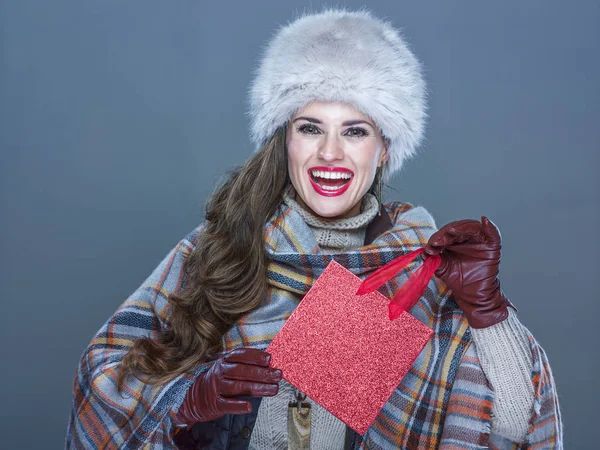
[364,204,393,245]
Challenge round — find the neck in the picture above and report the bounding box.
[283,188,380,252]
[292,191,362,220]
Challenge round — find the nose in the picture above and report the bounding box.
[318,133,344,162]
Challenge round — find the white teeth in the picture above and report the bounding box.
[310,170,352,179]
[321,184,343,191]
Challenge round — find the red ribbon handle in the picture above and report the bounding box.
[356,248,441,320]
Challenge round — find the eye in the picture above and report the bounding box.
[344,127,369,138]
[297,124,321,135]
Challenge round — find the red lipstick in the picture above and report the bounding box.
[307,166,354,197]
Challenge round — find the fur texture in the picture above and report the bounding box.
[248,8,427,176]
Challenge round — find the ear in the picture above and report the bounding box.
[378,147,390,167]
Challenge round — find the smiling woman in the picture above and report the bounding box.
[287,101,388,219]
[66,8,562,450]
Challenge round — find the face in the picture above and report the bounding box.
[286,101,388,219]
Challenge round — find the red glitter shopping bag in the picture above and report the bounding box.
[267,249,441,435]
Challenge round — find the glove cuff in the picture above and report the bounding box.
[174,372,208,428]
[467,290,512,329]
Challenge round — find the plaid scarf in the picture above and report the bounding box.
[67,202,562,449]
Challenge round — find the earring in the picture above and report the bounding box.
[377,168,383,216]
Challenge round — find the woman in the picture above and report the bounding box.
[66,9,562,449]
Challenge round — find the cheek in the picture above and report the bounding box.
[287,138,313,173]
[286,146,309,189]
[287,147,302,175]
[354,146,382,175]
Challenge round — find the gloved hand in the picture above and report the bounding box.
[175,348,282,427]
[421,216,515,329]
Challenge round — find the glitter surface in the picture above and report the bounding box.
[266,260,434,435]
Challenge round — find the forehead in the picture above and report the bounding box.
[292,100,374,124]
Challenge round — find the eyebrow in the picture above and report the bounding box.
[292,117,375,128]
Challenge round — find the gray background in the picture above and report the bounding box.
[1,1,598,448]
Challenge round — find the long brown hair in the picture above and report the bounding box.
[117,127,290,388]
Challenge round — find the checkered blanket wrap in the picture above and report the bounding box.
[66,202,562,449]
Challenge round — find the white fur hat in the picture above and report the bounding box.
[248,8,427,176]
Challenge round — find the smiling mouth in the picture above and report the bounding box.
[309,169,353,191]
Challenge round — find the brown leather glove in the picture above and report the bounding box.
[175,348,282,427]
[421,216,515,329]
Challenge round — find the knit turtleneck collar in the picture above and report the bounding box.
[282,188,380,253]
